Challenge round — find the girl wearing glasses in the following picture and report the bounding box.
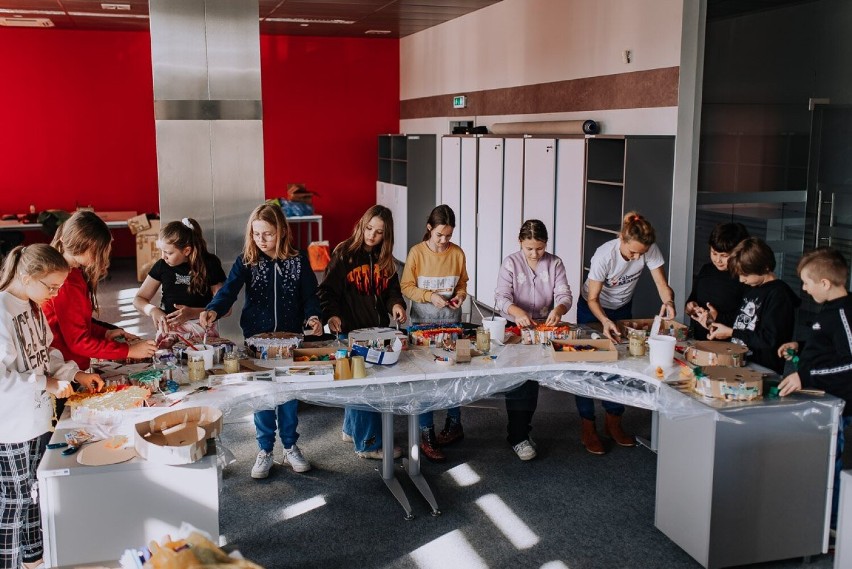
[200,204,322,480]
[0,244,102,569]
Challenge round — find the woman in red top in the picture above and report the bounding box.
[43,211,156,374]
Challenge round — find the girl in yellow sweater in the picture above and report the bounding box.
[401,205,469,462]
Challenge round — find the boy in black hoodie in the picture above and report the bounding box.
[708,238,799,373]
[778,247,852,531]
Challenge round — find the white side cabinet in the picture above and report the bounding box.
[376,181,409,261]
[476,138,505,306]
[554,138,587,323]
[522,138,557,253]
[459,137,479,294]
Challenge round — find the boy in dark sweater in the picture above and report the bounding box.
[708,238,799,373]
[686,222,749,340]
[778,247,852,530]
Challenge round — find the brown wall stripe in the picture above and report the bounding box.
[400,66,680,120]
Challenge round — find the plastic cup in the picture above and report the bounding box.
[482,317,507,344]
[648,335,676,368]
[351,356,367,379]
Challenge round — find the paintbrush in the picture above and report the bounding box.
[173,332,199,351]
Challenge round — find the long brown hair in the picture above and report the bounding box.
[0,244,69,294]
[620,211,656,246]
[334,205,396,276]
[160,218,211,295]
[51,211,112,311]
[242,204,298,265]
[422,204,456,241]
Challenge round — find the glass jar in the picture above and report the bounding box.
[628,329,647,357]
[476,327,491,354]
[187,354,206,382]
[223,350,240,374]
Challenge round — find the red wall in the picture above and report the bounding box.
[0,29,399,255]
[260,35,399,247]
[0,29,158,255]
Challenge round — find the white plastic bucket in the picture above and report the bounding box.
[648,335,676,368]
[482,317,507,344]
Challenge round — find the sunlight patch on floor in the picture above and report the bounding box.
[446,462,481,486]
[476,494,540,549]
[410,529,488,569]
[540,561,570,569]
[278,495,327,520]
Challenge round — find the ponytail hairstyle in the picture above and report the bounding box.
[335,205,397,277]
[518,219,549,243]
[0,245,69,309]
[160,218,211,295]
[620,211,656,246]
[242,204,298,265]
[51,211,112,312]
[0,244,69,291]
[422,204,456,241]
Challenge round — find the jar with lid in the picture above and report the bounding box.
[187,354,206,382]
[628,329,647,357]
[223,349,240,374]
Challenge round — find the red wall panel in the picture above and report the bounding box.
[260,35,399,248]
[0,29,399,255]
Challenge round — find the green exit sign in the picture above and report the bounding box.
[453,95,466,109]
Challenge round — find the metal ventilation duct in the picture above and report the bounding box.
[149,0,264,268]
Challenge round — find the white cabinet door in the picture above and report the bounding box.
[441,137,462,229]
[459,137,478,294]
[377,181,408,261]
[476,138,504,308]
[554,138,586,323]
[502,138,525,262]
[522,138,557,253]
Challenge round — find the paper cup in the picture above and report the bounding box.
[482,317,507,344]
[192,345,215,370]
[648,335,676,368]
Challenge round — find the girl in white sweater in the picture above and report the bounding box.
[0,244,101,569]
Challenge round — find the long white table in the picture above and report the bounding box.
[48,343,843,567]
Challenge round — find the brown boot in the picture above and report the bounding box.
[605,413,636,447]
[420,428,447,462]
[580,418,606,455]
[436,417,464,446]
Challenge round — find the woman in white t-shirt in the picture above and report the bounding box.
[576,212,675,455]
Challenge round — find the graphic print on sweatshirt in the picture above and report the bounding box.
[733,299,760,332]
[606,271,641,289]
[347,264,391,296]
[11,307,51,408]
[416,275,460,299]
[251,258,301,292]
[175,274,191,286]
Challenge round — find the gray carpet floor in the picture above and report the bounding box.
[100,260,838,569]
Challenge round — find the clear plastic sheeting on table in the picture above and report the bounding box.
[185,343,710,420]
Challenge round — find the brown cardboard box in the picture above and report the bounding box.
[135,219,161,282]
[617,318,688,341]
[551,339,618,362]
[134,406,223,465]
[127,213,151,235]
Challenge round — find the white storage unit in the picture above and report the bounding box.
[501,138,525,260]
[376,134,437,262]
[440,136,462,240]
[459,137,479,294]
[522,138,557,253]
[553,138,587,323]
[475,138,505,306]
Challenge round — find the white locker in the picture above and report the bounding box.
[475,138,505,308]
[459,137,478,295]
[376,181,408,261]
[441,136,462,243]
[553,138,586,323]
[522,138,557,253]
[501,138,525,263]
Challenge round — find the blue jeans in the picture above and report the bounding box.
[419,407,461,431]
[254,399,299,452]
[343,407,382,452]
[575,297,633,418]
[833,416,852,529]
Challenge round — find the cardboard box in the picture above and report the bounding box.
[351,338,403,365]
[348,327,408,350]
[685,340,747,367]
[617,318,688,341]
[275,364,335,383]
[134,406,223,465]
[135,219,161,282]
[551,339,618,362]
[694,366,763,401]
[127,213,151,235]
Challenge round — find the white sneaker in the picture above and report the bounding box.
[282,444,312,473]
[512,439,537,461]
[341,431,354,443]
[251,450,274,479]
